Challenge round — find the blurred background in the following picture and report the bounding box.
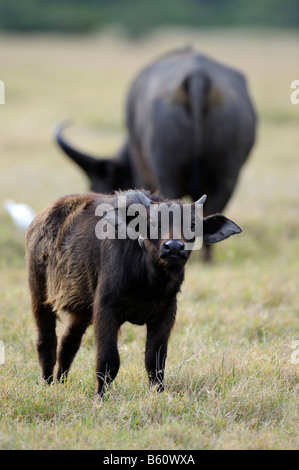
[0,0,298,264]
[0,1,299,450]
[0,0,298,35]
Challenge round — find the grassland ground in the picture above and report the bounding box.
[0,29,298,450]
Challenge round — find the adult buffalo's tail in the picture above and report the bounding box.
[182,72,211,200]
[54,120,99,175]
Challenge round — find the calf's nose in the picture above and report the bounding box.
[161,239,185,255]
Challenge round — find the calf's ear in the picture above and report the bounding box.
[203,214,242,244]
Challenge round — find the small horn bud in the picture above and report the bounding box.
[195,194,207,205]
[138,192,151,208]
[138,235,145,248]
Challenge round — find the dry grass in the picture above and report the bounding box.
[0,29,298,450]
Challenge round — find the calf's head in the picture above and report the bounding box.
[101,191,241,269]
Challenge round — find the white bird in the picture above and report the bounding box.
[3,199,36,232]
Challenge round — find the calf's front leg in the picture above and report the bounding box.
[94,305,121,397]
[145,309,176,392]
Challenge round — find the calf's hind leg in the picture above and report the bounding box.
[34,304,57,384]
[56,314,91,383]
[28,267,57,383]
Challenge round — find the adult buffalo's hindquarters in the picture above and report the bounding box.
[26,190,241,397]
[55,48,255,262]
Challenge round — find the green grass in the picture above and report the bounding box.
[0,29,298,450]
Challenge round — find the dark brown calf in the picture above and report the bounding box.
[26,190,241,397]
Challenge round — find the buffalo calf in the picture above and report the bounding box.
[26,190,241,397]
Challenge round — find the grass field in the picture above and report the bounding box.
[0,29,298,450]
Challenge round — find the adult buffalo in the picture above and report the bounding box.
[55,48,256,259]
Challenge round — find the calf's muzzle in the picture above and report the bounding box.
[160,239,187,263]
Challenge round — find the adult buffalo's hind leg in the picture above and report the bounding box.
[200,164,240,262]
[56,313,91,383]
